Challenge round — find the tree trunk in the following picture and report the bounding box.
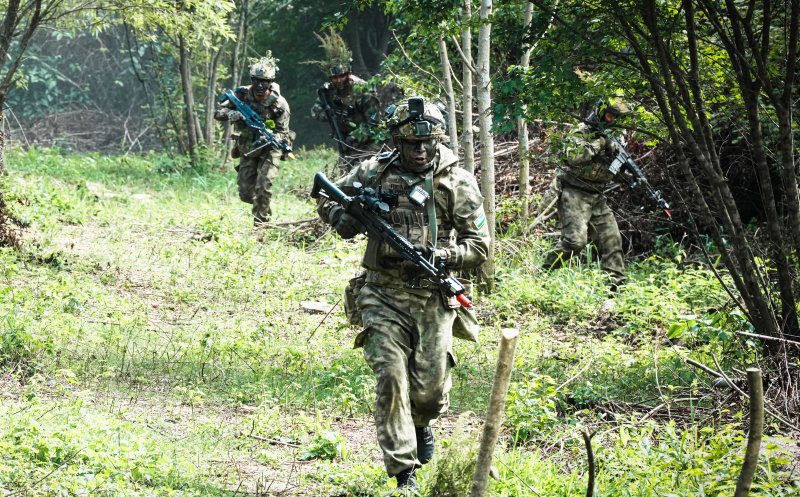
[477,0,495,290]
[179,35,198,164]
[0,109,6,175]
[517,2,534,223]
[438,36,460,158]
[223,0,248,164]
[461,0,475,174]
[204,46,224,147]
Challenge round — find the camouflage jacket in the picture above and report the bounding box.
[318,144,490,281]
[215,84,292,156]
[555,123,617,191]
[311,76,381,146]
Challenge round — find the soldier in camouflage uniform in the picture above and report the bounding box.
[311,59,384,172]
[542,99,629,290]
[318,98,490,493]
[215,53,292,225]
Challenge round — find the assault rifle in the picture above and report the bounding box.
[317,84,347,155]
[311,171,473,308]
[587,113,672,219]
[218,89,292,157]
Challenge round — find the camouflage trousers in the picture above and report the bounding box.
[236,148,281,224]
[543,183,625,281]
[356,282,456,476]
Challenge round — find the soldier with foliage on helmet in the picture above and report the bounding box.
[215,52,293,226]
[308,31,385,173]
[317,98,490,493]
[542,98,631,294]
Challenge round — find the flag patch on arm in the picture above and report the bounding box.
[473,212,486,230]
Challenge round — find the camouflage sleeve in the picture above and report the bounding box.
[560,131,606,167]
[444,169,490,270]
[316,161,371,224]
[356,90,381,125]
[275,97,292,143]
[214,101,234,121]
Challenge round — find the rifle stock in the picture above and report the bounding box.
[311,172,472,308]
[218,89,292,157]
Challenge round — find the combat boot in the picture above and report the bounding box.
[415,426,435,465]
[393,468,419,495]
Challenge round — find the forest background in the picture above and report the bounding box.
[0,0,799,495]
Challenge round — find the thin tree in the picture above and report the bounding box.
[477,0,496,289]
[460,0,476,174]
[438,35,460,157]
[517,1,534,223]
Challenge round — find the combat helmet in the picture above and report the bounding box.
[386,97,446,140]
[596,97,630,118]
[328,58,352,77]
[249,52,279,81]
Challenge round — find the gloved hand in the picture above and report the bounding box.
[400,245,450,281]
[226,110,245,122]
[603,135,622,155]
[330,207,363,239]
[414,245,450,267]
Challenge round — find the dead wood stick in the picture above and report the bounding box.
[261,217,318,228]
[245,433,301,448]
[734,368,764,497]
[470,328,520,497]
[582,429,596,497]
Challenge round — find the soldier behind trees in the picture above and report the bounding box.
[215,52,293,226]
[308,30,385,173]
[542,98,631,296]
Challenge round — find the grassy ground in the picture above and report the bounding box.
[0,145,797,496]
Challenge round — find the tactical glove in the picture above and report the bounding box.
[226,110,245,122]
[330,207,363,240]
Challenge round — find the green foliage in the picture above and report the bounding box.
[424,415,480,497]
[0,397,212,496]
[1,148,797,495]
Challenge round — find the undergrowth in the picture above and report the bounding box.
[0,145,796,496]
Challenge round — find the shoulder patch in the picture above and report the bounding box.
[473,212,487,230]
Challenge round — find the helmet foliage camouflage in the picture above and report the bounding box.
[386,98,446,139]
[596,97,630,118]
[249,52,279,80]
[304,30,353,76]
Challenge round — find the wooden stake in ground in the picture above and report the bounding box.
[734,368,764,497]
[470,328,520,497]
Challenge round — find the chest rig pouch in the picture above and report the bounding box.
[362,167,449,275]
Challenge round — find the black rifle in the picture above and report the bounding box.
[311,171,473,308]
[317,84,347,155]
[587,113,671,219]
[218,89,292,157]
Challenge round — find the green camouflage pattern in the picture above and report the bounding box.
[358,283,456,476]
[215,84,292,222]
[318,144,489,476]
[311,75,383,170]
[542,183,625,280]
[235,149,282,223]
[543,123,625,282]
[555,123,616,189]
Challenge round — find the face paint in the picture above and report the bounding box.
[398,138,437,171]
[329,73,349,91]
[251,78,272,101]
